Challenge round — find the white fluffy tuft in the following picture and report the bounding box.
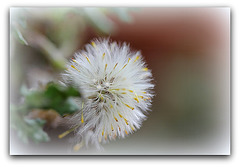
[61,38,154,150]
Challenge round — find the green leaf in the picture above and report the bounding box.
[11,83,81,144]
[110,8,133,23]
[15,28,29,45]
[82,8,115,34]
[10,105,50,143]
[11,8,29,46]
[24,118,50,143]
[24,83,81,116]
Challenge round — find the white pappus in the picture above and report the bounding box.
[60,38,154,151]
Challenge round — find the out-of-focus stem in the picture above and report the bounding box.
[22,30,66,70]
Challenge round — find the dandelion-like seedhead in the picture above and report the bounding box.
[61,38,154,150]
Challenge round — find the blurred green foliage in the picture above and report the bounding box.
[10,7,137,144]
[22,82,81,116]
[10,106,50,143]
[10,83,81,143]
[11,8,135,70]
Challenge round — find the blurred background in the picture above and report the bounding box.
[10,7,230,155]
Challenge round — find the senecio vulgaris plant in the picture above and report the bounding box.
[60,38,154,151]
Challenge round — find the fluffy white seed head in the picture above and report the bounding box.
[61,38,154,150]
